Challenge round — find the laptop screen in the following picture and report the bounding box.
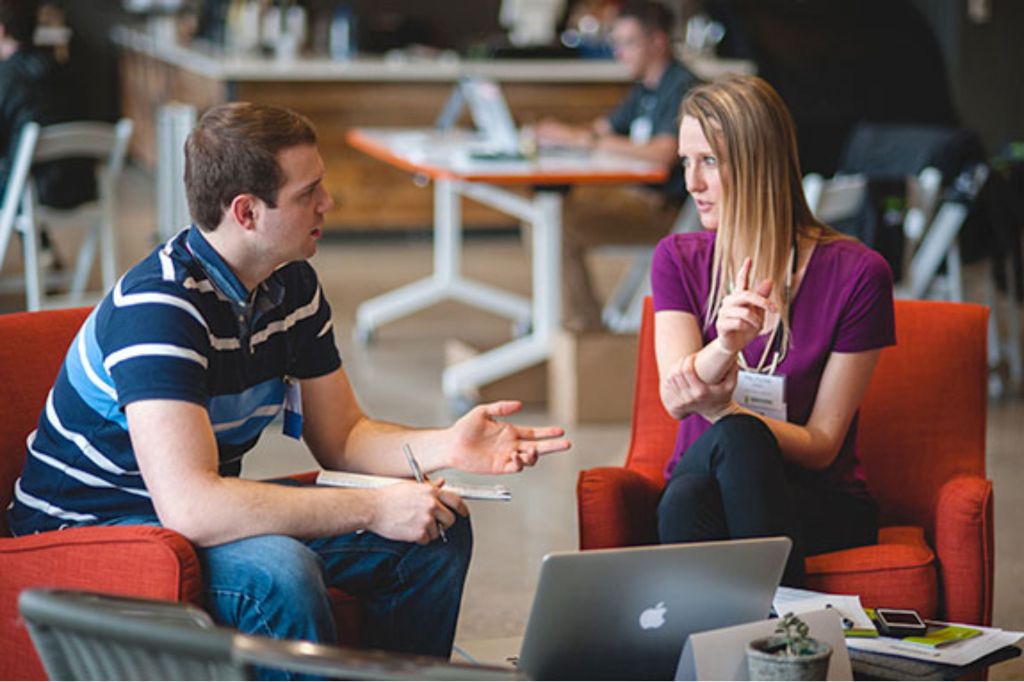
[436,77,521,156]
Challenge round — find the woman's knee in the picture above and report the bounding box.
[659,473,719,516]
[657,474,727,543]
[705,414,781,467]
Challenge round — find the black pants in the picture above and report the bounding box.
[657,414,878,586]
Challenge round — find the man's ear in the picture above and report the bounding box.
[228,194,259,231]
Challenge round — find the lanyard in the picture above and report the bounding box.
[735,240,797,375]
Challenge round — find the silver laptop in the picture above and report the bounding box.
[436,77,521,156]
[517,537,792,680]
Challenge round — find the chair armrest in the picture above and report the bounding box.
[0,524,202,602]
[934,475,994,625]
[1,525,204,680]
[577,467,663,550]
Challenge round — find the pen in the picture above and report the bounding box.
[403,443,448,544]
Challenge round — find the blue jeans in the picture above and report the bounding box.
[97,515,473,660]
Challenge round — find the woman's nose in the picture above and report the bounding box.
[686,165,705,193]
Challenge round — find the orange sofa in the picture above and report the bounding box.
[578,298,992,625]
[0,307,360,680]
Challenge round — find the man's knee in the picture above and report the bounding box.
[441,514,473,572]
[201,535,334,642]
[406,515,473,584]
[204,534,324,601]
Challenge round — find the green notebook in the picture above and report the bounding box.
[864,610,982,647]
[904,625,983,648]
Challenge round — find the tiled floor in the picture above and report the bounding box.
[5,167,1023,676]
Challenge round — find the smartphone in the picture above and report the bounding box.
[875,608,928,638]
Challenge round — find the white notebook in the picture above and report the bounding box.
[316,470,512,501]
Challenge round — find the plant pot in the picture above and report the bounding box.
[746,636,832,681]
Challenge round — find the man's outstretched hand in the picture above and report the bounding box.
[447,400,571,474]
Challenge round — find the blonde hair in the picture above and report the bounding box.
[680,74,845,351]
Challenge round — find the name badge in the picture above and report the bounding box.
[734,370,787,422]
[630,117,653,144]
[283,377,303,440]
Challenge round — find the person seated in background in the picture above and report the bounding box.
[652,75,895,586]
[7,102,571,674]
[534,0,697,332]
[0,0,95,269]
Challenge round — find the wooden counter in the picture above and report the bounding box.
[115,27,634,231]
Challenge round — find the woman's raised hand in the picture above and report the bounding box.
[715,257,776,354]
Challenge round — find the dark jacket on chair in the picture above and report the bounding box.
[0,48,96,209]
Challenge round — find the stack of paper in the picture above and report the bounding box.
[773,586,1023,667]
[773,587,877,637]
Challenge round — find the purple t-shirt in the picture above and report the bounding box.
[651,230,896,492]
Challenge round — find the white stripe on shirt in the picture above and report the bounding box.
[104,343,209,373]
[13,479,98,523]
[113,277,209,330]
[29,438,150,498]
[250,286,321,349]
[211,404,282,433]
[43,396,136,476]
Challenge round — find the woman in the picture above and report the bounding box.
[652,75,895,586]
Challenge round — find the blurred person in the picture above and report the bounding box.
[0,0,95,270]
[535,0,697,331]
[652,75,894,586]
[7,102,571,676]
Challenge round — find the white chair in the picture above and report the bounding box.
[0,118,133,311]
[801,172,868,224]
[895,165,979,304]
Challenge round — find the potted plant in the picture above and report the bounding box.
[747,612,833,681]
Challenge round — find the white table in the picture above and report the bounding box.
[346,128,666,404]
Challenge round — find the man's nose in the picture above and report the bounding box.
[321,189,337,212]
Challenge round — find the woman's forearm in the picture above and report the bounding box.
[693,337,737,385]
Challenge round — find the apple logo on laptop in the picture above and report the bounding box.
[639,601,667,630]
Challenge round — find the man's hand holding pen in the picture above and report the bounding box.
[361,401,569,545]
[368,475,468,545]
[405,444,453,544]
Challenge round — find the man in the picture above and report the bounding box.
[0,0,94,267]
[535,0,696,331]
[7,103,570,665]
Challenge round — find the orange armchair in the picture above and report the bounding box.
[0,308,360,680]
[578,298,992,625]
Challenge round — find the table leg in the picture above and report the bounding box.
[443,191,562,402]
[354,178,531,343]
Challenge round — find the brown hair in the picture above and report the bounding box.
[616,0,674,36]
[184,102,317,231]
[0,0,39,44]
[680,74,845,347]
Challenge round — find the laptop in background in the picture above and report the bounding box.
[517,537,792,680]
[436,77,522,157]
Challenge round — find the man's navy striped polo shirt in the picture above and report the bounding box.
[6,225,340,535]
